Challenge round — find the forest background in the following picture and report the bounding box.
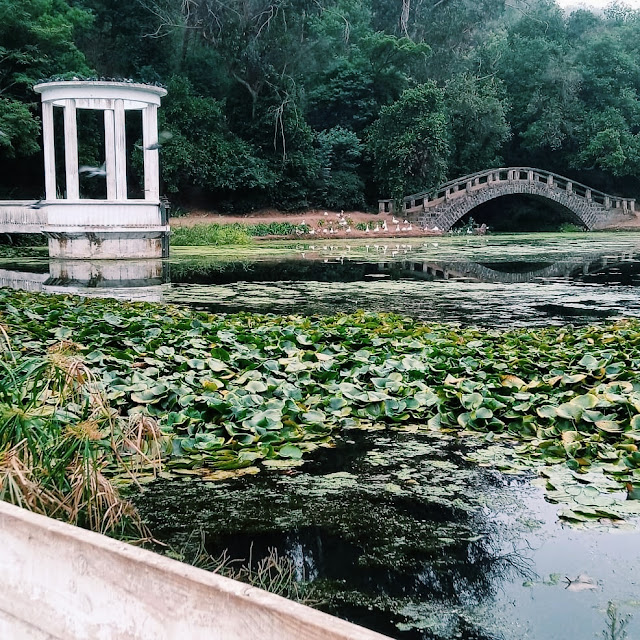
[1,0,640,213]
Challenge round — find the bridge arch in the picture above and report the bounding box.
[382,168,637,232]
[436,184,593,231]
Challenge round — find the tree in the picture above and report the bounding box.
[314,126,365,209]
[366,82,449,201]
[444,74,510,176]
[157,77,275,205]
[0,0,92,196]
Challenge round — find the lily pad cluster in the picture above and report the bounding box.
[1,288,640,521]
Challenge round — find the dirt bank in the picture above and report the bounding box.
[169,207,640,238]
[170,208,443,239]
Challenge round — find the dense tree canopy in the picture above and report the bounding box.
[1,0,640,206]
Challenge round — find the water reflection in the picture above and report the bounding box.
[166,242,640,327]
[136,430,538,639]
[136,429,640,640]
[0,258,169,302]
[2,235,640,327]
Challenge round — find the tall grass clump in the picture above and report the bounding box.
[171,223,252,246]
[0,331,163,538]
[246,222,310,236]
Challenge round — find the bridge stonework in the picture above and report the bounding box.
[383,168,637,231]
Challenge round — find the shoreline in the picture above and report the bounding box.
[170,207,640,240]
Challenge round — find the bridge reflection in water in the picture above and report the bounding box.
[375,250,639,284]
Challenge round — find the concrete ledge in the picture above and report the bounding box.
[0,501,390,640]
[45,229,169,259]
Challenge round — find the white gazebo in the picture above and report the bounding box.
[32,81,170,259]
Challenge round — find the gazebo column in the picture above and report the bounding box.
[114,99,128,200]
[63,99,79,200]
[104,109,117,200]
[142,104,159,200]
[41,101,57,200]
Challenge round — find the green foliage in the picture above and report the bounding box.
[0,0,92,100]
[158,77,275,199]
[444,75,510,176]
[367,82,449,201]
[246,222,310,237]
[4,0,640,207]
[0,99,40,158]
[314,126,365,209]
[0,339,152,536]
[170,223,252,246]
[2,289,640,522]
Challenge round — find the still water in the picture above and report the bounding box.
[5,232,640,326]
[3,232,640,639]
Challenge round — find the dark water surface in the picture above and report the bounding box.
[137,428,640,640]
[3,232,640,327]
[3,232,640,638]
[166,233,640,327]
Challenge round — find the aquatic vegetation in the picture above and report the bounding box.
[2,287,640,523]
[165,530,318,605]
[171,223,252,246]
[246,222,311,237]
[0,333,159,536]
[170,221,311,246]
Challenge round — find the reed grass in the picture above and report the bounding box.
[0,337,165,538]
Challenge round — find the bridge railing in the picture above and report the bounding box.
[381,167,636,215]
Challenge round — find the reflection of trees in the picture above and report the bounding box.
[137,431,536,639]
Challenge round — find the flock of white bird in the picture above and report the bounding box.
[300,210,417,235]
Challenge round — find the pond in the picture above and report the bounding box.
[2,231,640,639]
[5,232,640,327]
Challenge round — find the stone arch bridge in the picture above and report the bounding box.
[379,168,637,231]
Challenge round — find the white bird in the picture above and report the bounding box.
[79,162,106,178]
[346,226,352,233]
[323,228,329,233]
[309,229,315,234]
[395,224,400,232]
[403,219,409,225]
[382,221,388,231]
[373,225,380,232]
[408,224,413,231]
[324,211,328,216]
[365,226,370,233]
[392,217,399,224]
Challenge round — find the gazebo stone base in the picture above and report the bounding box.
[45,228,170,259]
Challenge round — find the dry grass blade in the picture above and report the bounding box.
[66,454,147,536]
[119,413,165,473]
[0,442,69,519]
